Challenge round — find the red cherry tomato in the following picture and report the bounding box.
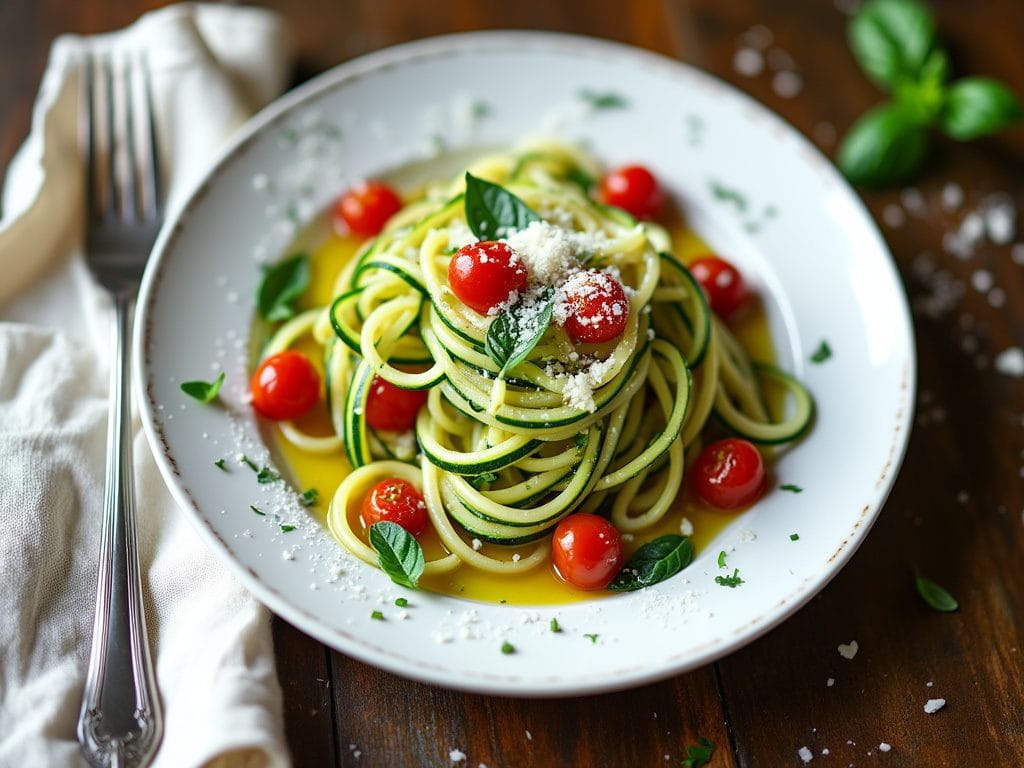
[551,513,624,590]
[250,350,320,421]
[447,241,529,314]
[364,376,428,432]
[599,165,663,220]
[361,478,429,536]
[559,270,630,344]
[691,438,766,510]
[688,255,750,320]
[334,180,403,237]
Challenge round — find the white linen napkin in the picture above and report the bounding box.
[0,5,295,766]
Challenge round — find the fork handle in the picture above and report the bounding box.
[78,291,163,768]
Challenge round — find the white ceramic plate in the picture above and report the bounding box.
[137,32,914,696]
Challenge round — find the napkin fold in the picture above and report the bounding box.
[0,5,294,766]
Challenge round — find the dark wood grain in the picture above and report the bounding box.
[4,1,1023,766]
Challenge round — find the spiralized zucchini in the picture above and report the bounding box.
[262,140,812,578]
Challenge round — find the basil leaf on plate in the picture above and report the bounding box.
[939,77,1024,140]
[608,534,694,592]
[180,371,225,404]
[915,573,959,612]
[485,289,554,378]
[258,252,309,322]
[369,521,425,589]
[464,172,540,240]
[848,0,936,91]
[837,102,929,187]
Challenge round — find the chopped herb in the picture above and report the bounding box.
[471,99,492,119]
[299,488,320,507]
[485,289,555,379]
[681,737,715,768]
[369,521,425,590]
[214,458,227,470]
[501,641,515,655]
[781,484,804,493]
[583,633,599,644]
[574,433,588,449]
[469,471,499,490]
[915,573,959,612]
[250,505,266,516]
[180,372,225,404]
[394,597,409,608]
[790,533,801,541]
[256,466,280,484]
[715,568,744,588]
[257,252,310,322]
[549,618,562,633]
[370,610,384,621]
[578,89,628,110]
[810,340,833,363]
[239,455,259,472]
[464,172,540,240]
[608,534,694,591]
[280,524,296,533]
[710,180,748,212]
[717,550,728,569]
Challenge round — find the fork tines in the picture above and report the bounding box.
[80,47,162,225]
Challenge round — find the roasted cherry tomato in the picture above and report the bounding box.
[361,477,429,536]
[250,350,320,421]
[334,180,403,237]
[447,240,529,314]
[599,165,663,220]
[688,255,750,320]
[364,376,428,432]
[559,270,630,344]
[691,438,766,510]
[551,513,624,590]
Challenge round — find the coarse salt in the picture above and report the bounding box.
[879,742,892,752]
[924,698,946,714]
[449,749,467,762]
[994,348,1024,377]
[733,47,765,77]
[838,640,858,659]
[680,517,694,536]
[798,746,813,763]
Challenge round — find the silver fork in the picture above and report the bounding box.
[77,47,163,768]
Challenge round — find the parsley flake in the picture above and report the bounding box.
[811,340,833,363]
[180,372,225,404]
[394,597,409,608]
[780,484,804,493]
[550,618,562,633]
[256,466,280,484]
[299,488,319,507]
[501,641,515,655]
[280,524,296,533]
[715,568,744,588]
[682,737,715,768]
[214,458,227,470]
[250,505,266,516]
[790,533,801,541]
[239,455,259,472]
[717,550,728,569]
[370,610,384,621]
[583,633,599,644]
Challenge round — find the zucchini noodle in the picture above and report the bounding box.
[261,140,813,580]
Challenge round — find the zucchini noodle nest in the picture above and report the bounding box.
[262,141,812,580]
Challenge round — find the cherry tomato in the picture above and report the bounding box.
[361,477,429,536]
[559,270,630,344]
[447,241,529,314]
[688,255,750,320]
[334,180,403,237]
[551,513,624,590]
[364,376,428,432]
[599,165,663,220]
[691,438,766,510]
[250,350,320,421]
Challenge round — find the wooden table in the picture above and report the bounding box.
[4,1,1023,765]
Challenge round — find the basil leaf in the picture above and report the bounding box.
[837,102,929,187]
[369,521,424,589]
[180,371,225,404]
[848,0,936,91]
[915,574,959,612]
[485,290,554,378]
[939,77,1024,140]
[464,172,540,240]
[258,252,310,322]
[608,534,694,591]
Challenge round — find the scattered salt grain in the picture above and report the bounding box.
[927,681,934,687]
[449,749,467,763]
[738,529,757,542]
[838,640,859,660]
[1012,243,1024,265]
[472,538,483,551]
[772,70,803,98]
[971,269,994,293]
[879,742,892,753]
[827,677,835,687]
[739,24,774,50]
[798,746,813,763]
[988,287,1006,307]
[995,347,1024,377]
[983,194,1016,244]
[733,48,765,77]
[924,698,946,714]
[812,122,837,147]
[882,204,905,228]
[900,187,927,216]
[526,730,532,741]
[680,517,694,536]
[941,183,964,212]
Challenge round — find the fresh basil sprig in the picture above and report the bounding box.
[484,289,555,378]
[369,521,425,589]
[180,371,225,403]
[258,252,309,322]
[464,172,540,240]
[608,534,694,591]
[838,0,1023,186]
